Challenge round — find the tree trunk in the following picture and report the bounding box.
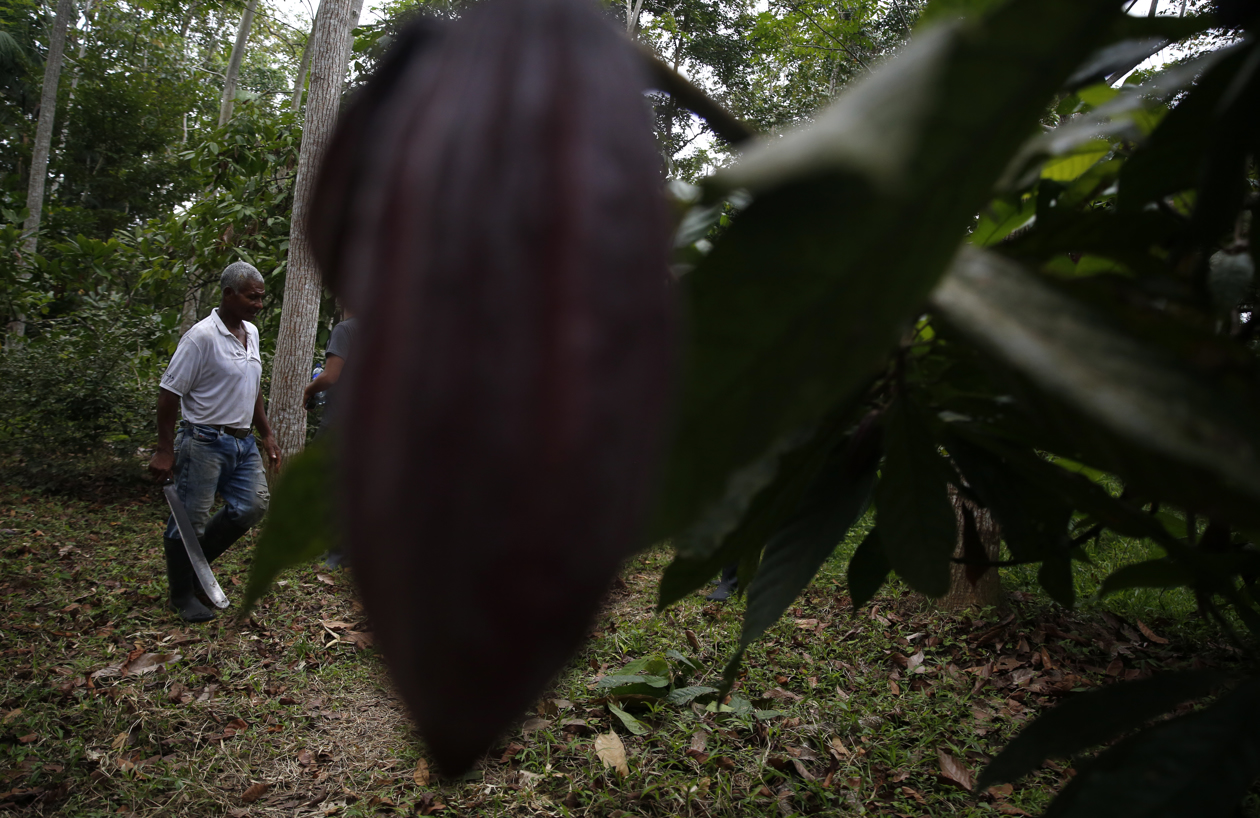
[9,0,74,338]
[218,0,259,127]
[290,3,320,113]
[936,484,1008,612]
[269,0,363,458]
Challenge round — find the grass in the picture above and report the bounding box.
[0,479,1242,817]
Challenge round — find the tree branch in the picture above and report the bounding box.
[639,48,755,146]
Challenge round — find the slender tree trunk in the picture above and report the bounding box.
[270,0,363,458]
[936,484,1008,612]
[10,0,74,338]
[218,0,259,127]
[290,3,320,113]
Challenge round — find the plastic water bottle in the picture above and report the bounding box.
[306,366,327,410]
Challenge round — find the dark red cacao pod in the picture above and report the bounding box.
[313,0,675,775]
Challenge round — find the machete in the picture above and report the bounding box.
[163,481,230,609]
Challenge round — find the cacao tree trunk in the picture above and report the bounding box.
[218,0,259,127]
[269,0,363,458]
[936,484,1008,612]
[9,0,74,338]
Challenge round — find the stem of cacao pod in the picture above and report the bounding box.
[639,48,755,147]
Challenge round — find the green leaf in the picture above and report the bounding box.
[1042,677,1260,818]
[665,649,700,674]
[596,674,670,690]
[1037,555,1076,609]
[665,685,719,705]
[847,528,890,609]
[979,670,1224,789]
[607,703,649,736]
[1098,559,1187,598]
[945,434,1073,564]
[741,426,879,648]
[653,0,1122,542]
[657,420,844,610]
[1040,140,1111,182]
[1119,42,1253,211]
[241,439,336,616]
[877,398,956,597]
[932,248,1260,530]
[971,193,1035,247]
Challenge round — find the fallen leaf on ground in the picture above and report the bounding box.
[1136,619,1169,644]
[938,749,974,791]
[124,652,180,675]
[241,782,268,803]
[414,758,430,786]
[594,732,629,776]
[521,717,551,736]
[316,573,336,586]
[762,688,801,701]
[988,783,1014,797]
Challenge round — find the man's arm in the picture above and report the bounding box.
[302,354,345,403]
[147,388,181,482]
[253,390,282,470]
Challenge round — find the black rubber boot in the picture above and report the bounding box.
[164,537,214,622]
[200,509,249,563]
[707,564,739,602]
[191,510,250,604]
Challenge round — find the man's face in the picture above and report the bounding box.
[223,280,265,321]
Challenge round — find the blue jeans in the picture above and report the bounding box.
[164,423,269,546]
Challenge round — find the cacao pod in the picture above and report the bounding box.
[311,0,676,774]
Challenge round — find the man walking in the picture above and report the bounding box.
[148,262,282,622]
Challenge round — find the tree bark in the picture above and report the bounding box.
[290,3,320,113]
[269,0,363,458]
[218,0,259,127]
[936,484,1008,612]
[10,0,74,338]
[22,0,74,256]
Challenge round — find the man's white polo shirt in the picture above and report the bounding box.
[160,308,262,428]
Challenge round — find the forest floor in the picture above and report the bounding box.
[0,479,1242,818]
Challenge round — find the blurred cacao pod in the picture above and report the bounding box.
[311,0,675,774]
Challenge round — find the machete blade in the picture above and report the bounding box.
[163,482,230,609]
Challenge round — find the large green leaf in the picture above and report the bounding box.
[740,422,880,648]
[1041,678,1260,818]
[652,0,1122,541]
[1098,559,1186,597]
[931,248,1260,529]
[241,439,337,616]
[945,434,1073,564]
[979,670,1225,790]
[846,528,890,609]
[1118,41,1254,211]
[877,397,957,598]
[657,409,857,610]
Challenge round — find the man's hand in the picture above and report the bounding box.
[303,382,318,404]
[149,449,175,483]
[259,433,282,471]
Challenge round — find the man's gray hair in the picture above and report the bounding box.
[221,261,264,294]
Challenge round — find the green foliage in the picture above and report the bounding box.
[650,1,1260,814]
[0,297,169,485]
[241,438,337,616]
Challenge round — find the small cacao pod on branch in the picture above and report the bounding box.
[311,0,676,774]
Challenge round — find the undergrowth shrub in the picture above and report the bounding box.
[0,300,169,488]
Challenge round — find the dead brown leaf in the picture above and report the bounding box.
[241,782,269,804]
[594,732,629,776]
[521,717,551,736]
[1136,620,1170,644]
[414,758,430,787]
[125,652,180,676]
[937,749,974,791]
[315,573,336,586]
